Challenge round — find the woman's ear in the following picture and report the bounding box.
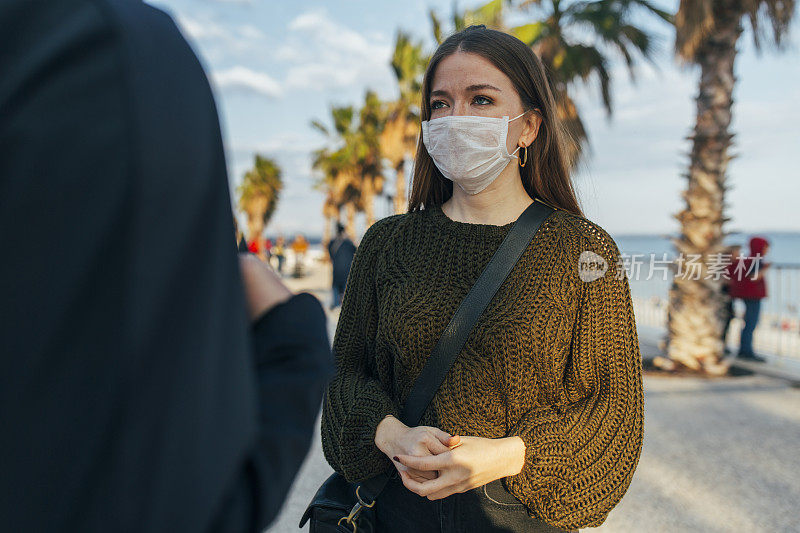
[520,112,542,147]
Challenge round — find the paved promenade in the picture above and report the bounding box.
[267,255,800,532]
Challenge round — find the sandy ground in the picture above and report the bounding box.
[265,253,800,533]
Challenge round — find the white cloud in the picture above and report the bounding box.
[286,63,362,91]
[239,24,265,40]
[212,66,282,97]
[175,14,265,55]
[276,9,395,94]
[176,14,228,41]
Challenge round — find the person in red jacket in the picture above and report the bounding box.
[729,236,771,362]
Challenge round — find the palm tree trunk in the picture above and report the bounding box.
[345,203,356,241]
[243,197,268,244]
[394,160,406,214]
[363,179,376,228]
[665,4,742,375]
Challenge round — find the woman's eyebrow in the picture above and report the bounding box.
[430,84,502,99]
[466,83,501,92]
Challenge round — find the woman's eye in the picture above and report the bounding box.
[430,97,491,109]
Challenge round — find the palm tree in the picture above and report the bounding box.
[663,0,795,374]
[356,90,387,226]
[430,0,512,39]
[312,92,387,238]
[382,31,428,214]
[237,154,283,244]
[431,1,671,166]
[311,134,362,243]
[512,0,672,167]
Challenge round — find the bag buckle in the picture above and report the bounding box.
[337,485,376,532]
[355,484,376,508]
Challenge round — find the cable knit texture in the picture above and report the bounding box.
[320,200,644,530]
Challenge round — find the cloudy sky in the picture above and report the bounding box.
[148,0,799,238]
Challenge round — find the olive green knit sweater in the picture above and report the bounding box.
[320,201,644,530]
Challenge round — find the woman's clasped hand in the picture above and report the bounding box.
[375,415,525,500]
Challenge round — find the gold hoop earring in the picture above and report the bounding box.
[518,145,527,167]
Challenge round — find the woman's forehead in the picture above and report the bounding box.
[431,52,512,92]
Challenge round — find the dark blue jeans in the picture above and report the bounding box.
[373,471,578,532]
[739,298,762,356]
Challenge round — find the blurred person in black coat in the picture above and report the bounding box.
[0,0,333,531]
[327,223,356,310]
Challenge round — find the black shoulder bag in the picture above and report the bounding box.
[300,199,555,532]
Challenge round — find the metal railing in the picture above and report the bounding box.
[629,263,800,360]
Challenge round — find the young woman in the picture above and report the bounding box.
[320,25,644,532]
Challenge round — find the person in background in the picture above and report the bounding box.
[0,1,333,531]
[273,235,287,274]
[291,233,309,278]
[721,244,742,353]
[327,223,356,310]
[264,237,273,262]
[729,236,771,362]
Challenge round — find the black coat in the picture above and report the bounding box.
[328,235,357,289]
[0,1,333,531]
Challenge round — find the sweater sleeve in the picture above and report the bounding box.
[320,218,403,483]
[501,226,645,530]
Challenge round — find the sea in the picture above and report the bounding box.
[274,229,800,313]
[614,231,800,306]
[275,230,800,264]
[290,228,800,357]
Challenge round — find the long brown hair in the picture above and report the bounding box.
[408,25,583,217]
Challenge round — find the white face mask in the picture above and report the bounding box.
[421,111,526,195]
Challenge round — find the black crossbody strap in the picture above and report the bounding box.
[400,199,553,426]
[358,198,554,502]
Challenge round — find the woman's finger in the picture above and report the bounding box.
[394,453,449,472]
[432,428,460,446]
[407,467,437,480]
[393,459,437,481]
[401,469,423,483]
[425,436,451,455]
[398,468,452,498]
[424,483,465,501]
[405,468,436,483]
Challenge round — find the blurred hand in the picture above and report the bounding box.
[238,253,292,321]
